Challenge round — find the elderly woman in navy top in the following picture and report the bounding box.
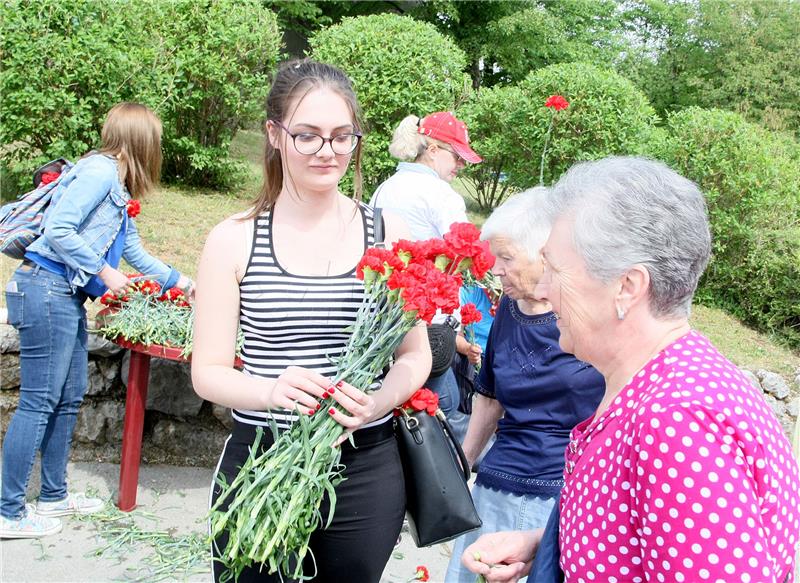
[446,188,605,582]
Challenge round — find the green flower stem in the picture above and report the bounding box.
[539,113,555,186]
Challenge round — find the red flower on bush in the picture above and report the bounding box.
[545,94,569,111]
[461,303,483,327]
[39,171,61,186]
[126,199,141,218]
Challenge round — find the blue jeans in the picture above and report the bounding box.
[425,368,459,417]
[445,485,557,583]
[1,265,88,519]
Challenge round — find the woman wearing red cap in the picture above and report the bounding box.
[371,111,481,240]
[372,111,483,421]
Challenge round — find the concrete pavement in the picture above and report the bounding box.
[0,461,455,583]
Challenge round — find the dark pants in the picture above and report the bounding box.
[211,420,405,583]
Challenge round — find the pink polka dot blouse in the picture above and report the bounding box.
[560,331,800,583]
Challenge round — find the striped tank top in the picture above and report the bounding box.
[233,203,388,430]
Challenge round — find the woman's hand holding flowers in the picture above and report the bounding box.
[99,265,131,295]
[326,380,377,446]
[267,366,331,415]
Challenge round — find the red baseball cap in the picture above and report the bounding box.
[418,111,482,164]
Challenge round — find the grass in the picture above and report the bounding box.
[2,130,798,378]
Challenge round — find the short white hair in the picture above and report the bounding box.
[549,156,711,318]
[480,187,552,261]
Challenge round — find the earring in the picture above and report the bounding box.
[616,306,626,321]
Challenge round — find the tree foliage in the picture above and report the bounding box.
[411,0,624,88]
[0,0,281,195]
[309,13,469,196]
[459,62,657,210]
[649,108,800,347]
[155,0,281,188]
[621,0,800,136]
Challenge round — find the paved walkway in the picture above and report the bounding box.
[0,461,455,582]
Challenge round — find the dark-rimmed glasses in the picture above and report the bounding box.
[272,120,362,155]
[437,144,465,165]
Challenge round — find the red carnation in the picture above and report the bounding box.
[461,303,483,327]
[39,171,61,186]
[127,199,141,218]
[404,389,439,416]
[544,94,569,111]
[413,565,430,582]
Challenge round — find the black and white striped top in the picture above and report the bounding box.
[233,203,388,430]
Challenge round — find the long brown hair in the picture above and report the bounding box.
[248,60,365,219]
[99,103,162,199]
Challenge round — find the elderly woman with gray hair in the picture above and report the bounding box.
[445,188,605,583]
[462,157,800,583]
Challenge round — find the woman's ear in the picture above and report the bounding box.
[615,265,650,320]
[266,121,280,150]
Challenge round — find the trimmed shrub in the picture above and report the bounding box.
[310,14,469,197]
[0,0,155,197]
[458,62,658,210]
[0,0,280,196]
[155,0,281,189]
[650,107,800,347]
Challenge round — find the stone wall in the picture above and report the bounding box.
[0,323,231,466]
[1,323,799,467]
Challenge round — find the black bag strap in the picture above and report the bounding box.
[436,410,471,481]
[373,206,385,246]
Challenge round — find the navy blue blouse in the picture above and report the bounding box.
[475,295,605,497]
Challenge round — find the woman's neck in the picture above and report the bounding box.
[276,187,344,221]
[516,297,551,315]
[594,318,691,419]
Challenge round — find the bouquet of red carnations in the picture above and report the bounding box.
[209,223,495,581]
[96,275,194,356]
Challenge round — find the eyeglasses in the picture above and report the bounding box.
[437,144,465,164]
[272,120,362,156]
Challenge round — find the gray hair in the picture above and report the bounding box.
[388,115,429,161]
[480,187,552,261]
[549,156,711,318]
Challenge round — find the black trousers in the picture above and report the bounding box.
[211,420,406,583]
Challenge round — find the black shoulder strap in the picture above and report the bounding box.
[373,206,385,245]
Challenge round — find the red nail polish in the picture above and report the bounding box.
[322,391,330,398]
[315,404,321,411]
[328,386,336,394]
[328,407,336,415]
[308,409,315,415]
[336,380,344,388]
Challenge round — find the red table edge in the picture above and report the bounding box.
[96,317,241,511]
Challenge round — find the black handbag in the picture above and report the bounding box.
[394,408,482,547]
[426,316,458,377]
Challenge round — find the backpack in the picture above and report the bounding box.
[0,158,73,259]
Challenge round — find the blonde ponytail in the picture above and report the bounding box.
[388,115,429,161]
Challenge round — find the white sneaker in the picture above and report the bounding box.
[0,504,62,539]
[36,492,105,517]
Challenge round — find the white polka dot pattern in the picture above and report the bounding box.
[559,331,800,583]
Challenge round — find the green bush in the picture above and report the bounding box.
[309,14,469,197]
[0,0,155,197]
[155,0,281,189]
[458,62,658,210]
[0,0,280,196]
[650,107,800,348]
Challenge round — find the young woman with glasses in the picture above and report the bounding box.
[191,60,430,583]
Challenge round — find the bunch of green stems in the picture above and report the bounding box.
[97,294,243,358]
[209,285,416,581]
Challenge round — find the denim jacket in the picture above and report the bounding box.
[26,154,179,291]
